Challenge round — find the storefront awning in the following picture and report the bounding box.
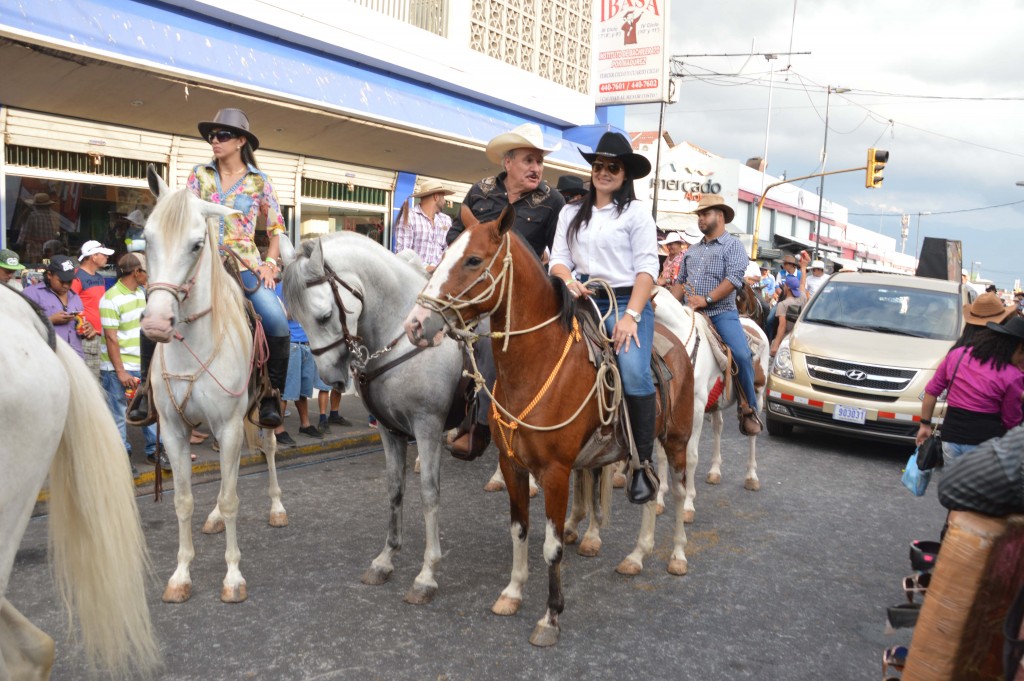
[828,256,861,272]
[773,234,841,255]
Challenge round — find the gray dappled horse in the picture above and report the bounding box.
[280,232,465,604]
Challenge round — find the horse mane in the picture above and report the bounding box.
[150,189,247,347]
[549,275,577,331]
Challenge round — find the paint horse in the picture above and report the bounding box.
[405,207,695,647]
[140,167,287,604]
[0,286,158,679]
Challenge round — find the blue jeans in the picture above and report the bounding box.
[240,270,289,337]
[596,297,655,397]
[942,441,977,469]
[710,309,758,411]
[101,369,158,456]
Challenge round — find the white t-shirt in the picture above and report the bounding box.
[805,273,829,298]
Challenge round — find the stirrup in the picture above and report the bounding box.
[626,461,659,505]
[258,393,283,428]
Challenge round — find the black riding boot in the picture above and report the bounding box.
[625,393,659,505]
[259,336,290,428]
[127,334,157,426]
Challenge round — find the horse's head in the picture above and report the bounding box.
[404,206,514,347]
[140,165,240,343]
[281,238,361,389]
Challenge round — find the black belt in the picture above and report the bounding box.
[576,274,632,299]
[293,341,309,345]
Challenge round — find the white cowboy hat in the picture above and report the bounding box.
[411,179,456,199]
[679,225,703,245]
[126,209,147,227]
[744,260,762,280]
[485,123,560,164]
[658,233,683,246]
[810,260,825,270]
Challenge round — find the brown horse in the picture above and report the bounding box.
[404,206,695,647]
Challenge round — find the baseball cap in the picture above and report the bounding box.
[117,253,147,274]
[79,240,114,261]
[784,275,802,295]
[0,248,25,271]
[46,254,78,282]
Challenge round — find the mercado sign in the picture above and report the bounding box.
[594,0,671,105]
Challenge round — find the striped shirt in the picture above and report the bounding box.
[394,204,451,267]
[675,231,749,316]
[99,280,147,371]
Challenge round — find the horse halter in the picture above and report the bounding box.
[146,229,213,325]
[303,259,366,358]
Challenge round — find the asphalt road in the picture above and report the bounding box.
[9,422,946,680]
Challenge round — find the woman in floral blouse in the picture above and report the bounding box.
[129,108,291,429]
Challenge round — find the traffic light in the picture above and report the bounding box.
[865,148,889,189]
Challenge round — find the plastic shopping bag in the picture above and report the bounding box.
[902,450,932,497]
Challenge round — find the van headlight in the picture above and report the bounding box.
[772,340,795,380]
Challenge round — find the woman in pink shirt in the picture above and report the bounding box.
[917,316,1024,466]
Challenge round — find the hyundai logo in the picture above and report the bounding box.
[846,369,868,382]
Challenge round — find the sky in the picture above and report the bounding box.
[625,0,1024,290]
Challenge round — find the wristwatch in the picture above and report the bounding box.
[705,294,714,305]
[625,308,642,323]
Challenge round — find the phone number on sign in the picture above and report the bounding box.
[599,79,659,93]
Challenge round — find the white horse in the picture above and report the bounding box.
[279,233,465,604]
[652,289,770,521]
[1,286,159,679]
[140,168,287,604]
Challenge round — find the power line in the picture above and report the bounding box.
[847,199,1024,217]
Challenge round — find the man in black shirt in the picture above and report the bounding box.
[445,123,565,458]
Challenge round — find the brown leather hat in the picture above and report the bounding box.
[198,108,260,151]
[963,292,1013,326]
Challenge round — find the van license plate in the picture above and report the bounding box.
[833,405,866,424]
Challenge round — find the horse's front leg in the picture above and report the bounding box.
[492,454,531,617]
[406,424,443,605]
[665,436,690,575]
[362,431,408,587]
[743,433,760,490]
[655,440,669,515]
[260,424,288,526]
[161,423,196,603]
[214,422,247,603]
[529,464,571,647]
[706,410,725,484]
[682,409,705,524]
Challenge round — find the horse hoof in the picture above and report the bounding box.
[404,583,437,606]
[483,480,505,492]
[612,472,627,489]
[202,518,225,535]
[162,582,192,603]
[220,582,247,603]
[668,558,689,576]
[529,622,560,647]
[361,566,393,586]
[578,537,601,557]
[564,528,579,545]
[683,510,695,524]
[529,486,539,498]
[268,511,289,527]
[491,595,521,616]
[744,478,761,491]
[655,502,665,516]
[706,472,721,485]
[616,558,643,576]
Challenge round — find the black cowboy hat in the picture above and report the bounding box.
[198,108,260,151]
[986,316,1024,342]
[556,175,587,196]
[579,132,652,179]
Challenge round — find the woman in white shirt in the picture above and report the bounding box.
[549,131,660,504]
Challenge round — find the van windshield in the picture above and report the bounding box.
[803,281,961,340]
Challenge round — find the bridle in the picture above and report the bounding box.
[146,229,213,325]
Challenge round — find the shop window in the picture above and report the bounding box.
[5,145,165,180]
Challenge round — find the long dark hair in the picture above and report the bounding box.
[566,170,637,245]
[968,328,1022,371]
[241,139,260,170]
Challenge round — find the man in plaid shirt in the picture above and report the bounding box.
[671,194,762,435]
[394,179,455,271]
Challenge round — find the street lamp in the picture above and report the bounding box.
[914,211,931,261]
[813,86,850,260]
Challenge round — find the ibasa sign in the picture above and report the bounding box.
[595,0,671,105]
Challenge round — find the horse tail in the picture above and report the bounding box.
[596,464,614,528]
[47,340,160,676]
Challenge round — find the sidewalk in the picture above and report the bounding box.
[126,391,380,490]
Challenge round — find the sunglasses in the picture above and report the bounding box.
[207,130,239,144]
[591,159,624,175]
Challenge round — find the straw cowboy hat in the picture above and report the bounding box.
[485,123,560,164]
[963,292,1014,326]
[197,108,260,151]
[579,131,652,179]
[691,194,735,224]
[411,179,456,199]
[26,192,54,207]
